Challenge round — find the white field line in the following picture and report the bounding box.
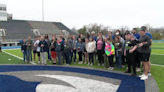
[151,53,164,55]
[151,64,164,67]
[3,48,20,50]
[2,50,36,65]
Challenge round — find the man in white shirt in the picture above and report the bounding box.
[34,36,41,64]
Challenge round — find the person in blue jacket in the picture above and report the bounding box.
[76,38,84,64]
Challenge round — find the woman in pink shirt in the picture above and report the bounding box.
[96,35,105,66]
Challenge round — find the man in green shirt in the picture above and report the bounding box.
[26,36,32,62]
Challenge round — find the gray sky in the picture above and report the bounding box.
[1,0,164,30]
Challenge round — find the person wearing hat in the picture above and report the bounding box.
[130,26,151,80]
[124,33,139,76]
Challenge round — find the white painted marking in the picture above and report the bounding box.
[36,75,119,92]
[151,53,164,55]
[2,50,36,65]
[151,64,164,67]
[3,48,20,50]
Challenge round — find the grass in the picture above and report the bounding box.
[151,65,164,92]
[1,42,164,92]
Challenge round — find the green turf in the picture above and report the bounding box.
[151,65,164,92]
[150,55,164,65]
[0,52,25,64]
[151,49,164,54]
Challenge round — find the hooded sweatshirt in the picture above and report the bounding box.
[86,41,96,53]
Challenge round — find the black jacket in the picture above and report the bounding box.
[50,41,56,51]
[21,42,27,51]
[39,40,48,52]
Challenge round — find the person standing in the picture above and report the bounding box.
[132,28,141,40]
[33,36,38,63]
[86,37,96,66]
[130,26,151,80]
[21,39,27,62]
[45,34,51,62]
[124,34,139,76]
[39,36,48,65]
[96,35,105,66]
[26,36,32,63]
[105,38,115,70]
[76,38,84,64]
[63,39,71,65]
[50,37,57,64]
[114,37,123,69]
[35,36,41,64]
[55,37,64,65]
[83,38,89,64]
[71,35,77,63]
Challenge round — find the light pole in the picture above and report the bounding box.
[42,0,44,21]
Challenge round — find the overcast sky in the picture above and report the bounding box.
[1,0,164,30]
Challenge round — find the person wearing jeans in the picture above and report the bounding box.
[76,38,84,64]
[55,37,64,65]
[114,37,123,69]
[71,35,77,63]
[44,34,51,62]
[39,36,48,65]
[21,39,27,62]
[26,36,32,63]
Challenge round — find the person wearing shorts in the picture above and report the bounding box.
[33,36,40,63]
[50,37,57,64]
[137,26,151,80]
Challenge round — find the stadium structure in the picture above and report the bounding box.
[0,4,78,46]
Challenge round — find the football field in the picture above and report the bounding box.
[1,43,164,92]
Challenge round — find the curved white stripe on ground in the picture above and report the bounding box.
[36,75,119,92]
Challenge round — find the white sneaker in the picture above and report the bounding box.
[98,63,100,66]
[90,63,93,66]
[38,61,41,64]
[148,72,152,76]
[110,67,114,70]
[139,74,145,78]
[122,65,125,68]
[136,68,141,72]
[102,63,104,66]
[84,62,87,64]
[140,75,148,80]
[87,62,90,66]
[66,64,69,66]
[108,67,112,70]
[74,62,76,64]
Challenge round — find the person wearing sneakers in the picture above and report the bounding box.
[105,38,115,70]
[96,35,105,66]
[33,36,39,63]
[76,38,84,64]
[71,35,77,63]
[21,39,27,62]
[39,36,48,65]
[130,26,151,80]
[50,37,57,64]
[86,37,96,66]
[63,39,71,65]
[124,33,139,76]
[83,38,89,65]
[36,36,41,64]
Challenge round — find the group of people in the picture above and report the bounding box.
[21,26,152,80]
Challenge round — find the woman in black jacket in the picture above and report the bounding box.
[21,39,27,62]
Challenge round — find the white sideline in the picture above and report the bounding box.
[151,53,164,55]
[2,50,36,65]
[151,64,164,67]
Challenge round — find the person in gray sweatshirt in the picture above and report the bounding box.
[71,35,77,63]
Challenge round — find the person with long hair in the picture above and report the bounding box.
[44,34,51,62]
[63,39,71,65]
[71,35,77,63]
[96,35,105,66]
[86,37,96,66]
[76,38,84,64]
[114,37,123,69]
[50,37,57,64]
[83,38,89,64]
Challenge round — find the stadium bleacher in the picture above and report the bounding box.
[0,20,77,42]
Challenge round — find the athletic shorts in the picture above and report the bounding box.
[139,53,150,62]
[37,52,40,57]
[33,50,37,54]
[0,47,1,51]
[51,51,57,58]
